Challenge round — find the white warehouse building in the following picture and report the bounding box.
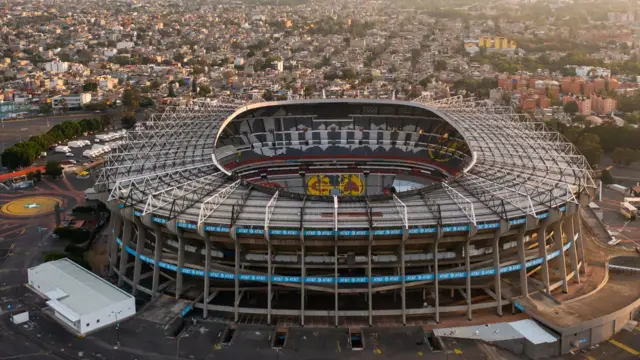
[27,259,136,336]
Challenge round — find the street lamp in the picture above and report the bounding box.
[37,227,48,245]
[111,310,123,346]
[176,334,181,359]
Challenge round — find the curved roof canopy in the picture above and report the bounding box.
[97,97,595,231]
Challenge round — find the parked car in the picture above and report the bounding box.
[65,152,75,157]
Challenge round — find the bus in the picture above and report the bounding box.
[620,202,637,220]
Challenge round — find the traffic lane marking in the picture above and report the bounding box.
[608,339,640,356]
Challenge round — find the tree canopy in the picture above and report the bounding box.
[45,161,63,178]
[563,101,579,116]
[82,82,98,92]
[122,87,141,109]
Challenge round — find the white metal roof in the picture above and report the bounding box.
[433,319,557,344]
[29,258,133,317]
[509,319,557,344]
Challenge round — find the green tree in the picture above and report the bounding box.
[140,97,154,108]
[612,147,625,164]
[262,89,274,101]
[44,252,66,262]
[411,48,421,69]
[39,102,52,114]
[419,76,433,88]
[408,88,422,99]
[59,98,68,113]
[574,133,603,168]
[122,88,140,109]
[82,82,98,92]
[198,84,212,97]
[340,68,357,80]
[600,169,614,184]
[121,112,137,129]
[45,161,63,178]
[168,85,176,98]
[563,101,579,116]
[612,147,640,166]
[303,85,315,97]
[434,59,447,72]
[173,52,185,63]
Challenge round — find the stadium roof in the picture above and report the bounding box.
[96,96,595,232]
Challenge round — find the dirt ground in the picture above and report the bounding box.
[86,232,109,276]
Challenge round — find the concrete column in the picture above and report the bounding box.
[334,241,339,327]
[151,226,165,297]
[465,240,472,321]
[175,234,185,299]
[109,213,122,276]
[368,240,373,327]
[552,221,569,293]
[203,239,211,319]
[267,242,272,325]
[564,217,580,283]
[574,213,587,274]
[300,242,305,326]
[400,241,406,326]
[234,241,240,322]
[492,230,502,316]
[434,236,440,323]
[517,228,528,296]
[537,225,551,294]
[117,219,133,287]
[132,218,147,296]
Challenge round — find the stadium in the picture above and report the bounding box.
[96,96,596,326]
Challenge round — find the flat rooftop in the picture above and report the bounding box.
[29,258,133,317]
[434,319,557,344]
[518,270,640,331]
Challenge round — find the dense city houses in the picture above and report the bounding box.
[0,0,638,128]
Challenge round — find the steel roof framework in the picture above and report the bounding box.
[99,98,594,230]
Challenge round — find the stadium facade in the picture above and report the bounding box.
[96,97,596,326]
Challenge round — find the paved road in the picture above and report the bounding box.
[0,113,103,150]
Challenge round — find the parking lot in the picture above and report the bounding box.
[32,130,123,167]
[0,112,103,151]
[596,187,640,248]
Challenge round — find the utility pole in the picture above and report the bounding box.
[112,310,122,346]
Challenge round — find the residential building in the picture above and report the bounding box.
[591,95,616,115]
[116,41,135,50]
[45,61,70,73]
[52,93,92,109]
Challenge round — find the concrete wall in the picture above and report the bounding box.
[524,339,559,359]
[590,322,614,345]
[560,299,639,354]
[559,308,635,354]
[79,297,136,335]
[494,338,525,355]
[27,268,57,295]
